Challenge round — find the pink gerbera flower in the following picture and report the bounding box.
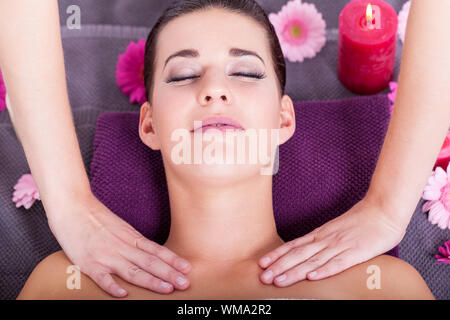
[0,67,6,112]
[116,39,147,105]
[269,0,326,63]
[397,0,410,43]
[435,240,450,264]
[12,174,41,209]
[422,162,450,230]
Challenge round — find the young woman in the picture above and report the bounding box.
[18,0,434,299]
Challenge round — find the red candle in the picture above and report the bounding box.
[338,0,398,95]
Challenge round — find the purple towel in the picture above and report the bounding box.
[90,94,398,257]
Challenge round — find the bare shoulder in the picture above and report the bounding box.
[17,250,112,300]
[288,254,434,300]
[17,251,434,300]
[360,254,435,299]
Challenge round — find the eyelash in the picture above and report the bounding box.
[166,71,266,83]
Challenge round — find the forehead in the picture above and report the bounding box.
[155,8,271,68]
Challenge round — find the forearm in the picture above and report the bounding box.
[0,1,91,218]
[366,0,450,228]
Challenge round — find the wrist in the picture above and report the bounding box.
[362,192,411,234]
[43,182,94,225]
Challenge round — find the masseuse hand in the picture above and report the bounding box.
[258,197,407,286]
[47,192,191,297]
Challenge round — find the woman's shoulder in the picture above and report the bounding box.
[17,250,113,300]
[17,250,181,300]
[357,254,434,299]
[285,254,434,300]
[17,251,434,300]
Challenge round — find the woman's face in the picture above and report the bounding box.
[139,8,295,184]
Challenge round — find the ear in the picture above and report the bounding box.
[139,101,161,150]
[278,94,296,145]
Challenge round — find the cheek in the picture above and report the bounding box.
[153,88,191,128]
[153,110,187,145]
[152,97,192,155]
[154,84,189,112]
[231,81,279,126]
[244,98,280,130]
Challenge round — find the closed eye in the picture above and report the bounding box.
[166,72,266,83]
[232,72,266,79]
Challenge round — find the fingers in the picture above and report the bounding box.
[272,245,344,287]
[259,240,328,284]
[258,234,316,269]
[109,256,176,294]
[136,237,191,274]
[89,266,128,298]
[305,248,356,281]
[124,245,190,291]
[86,239,192,296]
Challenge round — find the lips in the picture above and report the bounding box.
[190,116,244,133]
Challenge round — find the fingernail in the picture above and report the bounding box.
[179,260,190,269]
[176,276,188,286]
[117,288,127,296]
[309,271,317,278]
[262,270,273,280]
[160,281,171,289]
[261,257,271,266]
[275,274,286,282]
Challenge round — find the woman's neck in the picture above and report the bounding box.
[163,168,284,266]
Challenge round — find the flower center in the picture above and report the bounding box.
[290,25,302,38]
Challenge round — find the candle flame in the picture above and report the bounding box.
[366,3,373,22]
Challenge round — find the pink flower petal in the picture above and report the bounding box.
[437,211,450,229]
[434,167,448,185]
[436,217,447,230]
[438,246,449,257]
[445,241,450,254]
[24,200,34,210]
[436,257,450,264]
[428,202,445,224]
[423,188,441,201]
[422,200,437,213]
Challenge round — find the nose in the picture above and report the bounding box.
[197,70,232,106]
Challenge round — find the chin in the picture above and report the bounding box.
[179,162,265,185]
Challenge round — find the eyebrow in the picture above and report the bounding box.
[163,47,265,70]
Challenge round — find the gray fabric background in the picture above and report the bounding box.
[0,0,448,299]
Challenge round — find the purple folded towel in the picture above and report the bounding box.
[90,94,398,257]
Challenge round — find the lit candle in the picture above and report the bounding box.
[366,3,375,30]
[338,0,398,95]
